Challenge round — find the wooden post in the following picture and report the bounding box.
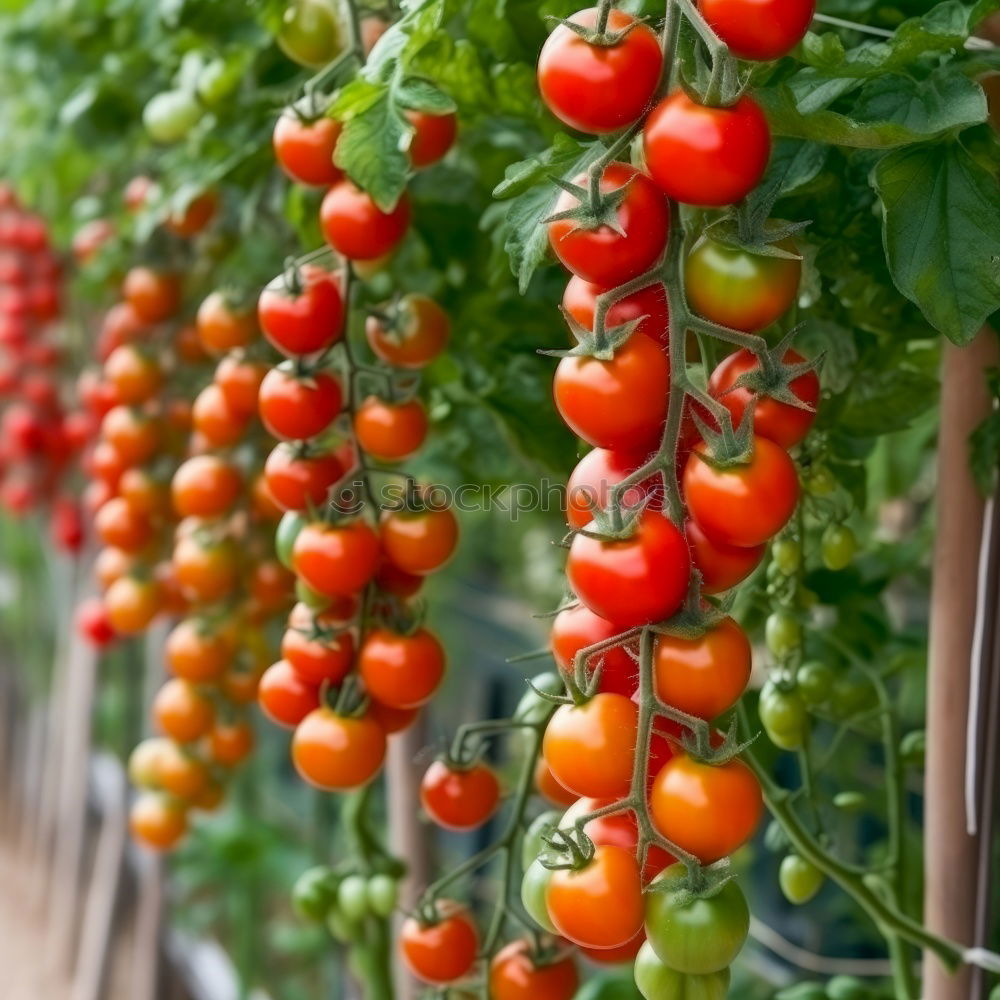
[924,331,999,998]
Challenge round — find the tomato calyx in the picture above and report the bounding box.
[550,306,646,362]
[322,672,370,720]
[718,332,821,417]
[688,399,756,467]
[544,170,635,237]
[540,824,598,872]
[545,10,650,48]
[646,856,736,908]
[676,715,754,766]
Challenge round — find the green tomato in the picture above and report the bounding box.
[772,537,801,576]
[143,89,203,144]
[365,874,398,917]
[513,672,562,725]
[765,610,802,659]
[520,858,557,933]
[337,874,370,923]
[521,810,559,870]
[325,903,355,942]
[759,681,809,751]
[796,661,834,707]
[779,854,824,904]
[830,677,876,719]
[277,0,350,69]
[644,864,750,975]
[291,865,339,922]
[635,941,731,1000]
[196,56,242,107]
[295,577,332,611]
[804,465,836,497]
[822,524,857,571]
[276,511,307,569]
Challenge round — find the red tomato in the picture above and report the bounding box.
[650,754,763,863]
[700,0,815,60]
[543,693,637,798]
[358,627,445,709]
[708,349,819,448]
[122,267,182,323]
[567,510,690,628]
[320,182,410,260]
[643,92,770,206]
[215,354,269,417]
[292,519,381,596]
[292,706,386,790]
[365,293,450,368]
[379,506,458,575]
[76,596,117,647]
[562,276,669,347]
[687,518,764,594]
[258,264,344,357]
[653,617,751,720]
[554,333,668,452]
[172,455,242,519]
[565,447,657,529]
[548,163,669,286]
[259,366,343,440]
[406,109,457,167]
[368,700,419,734]
[273,108,343,186]
[353,396,428,461]
[263,443,343,511]
[550,603,639,697]
[165,189,218,237]
[281,625,354,685]
[421,759,500,831]
[546,844,644,949]
[538,8,662,134]
[489,939,579,1000]
[258,659,319,728]
[400,901,479,985]
[683,436,799,547]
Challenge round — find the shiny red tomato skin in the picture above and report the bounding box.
[708,349,819,448]
[554,333,669,452]
[683,436,800,548]
[489,939,579,1000]
[644,92,770,206]
[420,760,500,830]
[273,110,343,186]
[566,447,658,529]
[292,519,381,597]
[263,444,343,511]
[320,182,410,261]
[563,276,669,347]
[406,110,457,167]
[258,367,343,441]
[699,0,815,60]
[400,903,479,985]
[567,509,691,628]
[258,265,344,357]
[538,9,663,134]
[548,163,669,287]
[686,518,764,594]
[550,603,639,696]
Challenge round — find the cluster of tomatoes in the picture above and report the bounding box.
[0,186,81,538]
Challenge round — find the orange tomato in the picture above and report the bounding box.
[130,792,188,850]
[166,617,234,682]
[291,707,386,790]
[153,678,215,743]
[358,627,445,709]
[379,506,458,575]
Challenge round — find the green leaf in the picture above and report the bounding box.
[837,367,939,436]
[873,142,1000,344]
[492,134,601,291]
[394,76,456,113]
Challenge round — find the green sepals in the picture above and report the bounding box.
[680,716,757,765]
[571,490,649,541]
[544,13,647,48]
[705,214,809,259]
[540,824,597,872]
[540,310,644,361]
[689,398,755,466]
[646,857,736,902]
[720,328,823,414]
[649,598,730,642]
[543,173,633,237]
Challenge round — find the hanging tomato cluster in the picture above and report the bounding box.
[0,185,80,541]
[399,0,819,994]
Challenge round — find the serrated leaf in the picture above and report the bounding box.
[394,76,456,113]
[873,142,1000,345]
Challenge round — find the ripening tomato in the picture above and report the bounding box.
[124,175,155,212]
[554,333,668,452]
[365,293,449,368]
[292,706,387,789]
[97,302,146,361]
[353,396,428,461]
[550,603,639,697]
[258,264,345,357]
[406,109,457,167]
[650,754,763,863]
[708,348,818,447]
[400,902,478,985]
[172,534,241,603]
[172,455,242,519]
[567,509,690,628]
[95,496,154,552]
[686,519,764,594]
[156,742,209,800]
[320,182,410,260]
[130,792,188,850]
[274,108,343,186]
[292,519,380,596]
[421,759,500,831]
[105,574,161,634]
[165,189,219,237]
[196,290,258,355]
[215,354,269,417]
[358,627,445,709]
[654,617,751,720]
[94,546,133,591]
[687,238,801,334]
[548,163,669,286]
[192,383,251,447]
[489,939,579,1000]
[379,506,458,575]
[153,678,215,743]
[258,366,342,441]
[281,623,354,685]
[683,437,799,548]
[104,344,162,404]
[119,468,170,518]
[76,596,117,647]
[538,8,662,134]
[566,447,656,529]
[166,617,234,682]
[123,267,182,323]
[562,276,669,347]
[264,443,343,511]
[699,0,814,60]
[258,659,319,727]
[72,218,115,264]
[209,719,255,767]
[546,844,644,949]
[533,758,580,807]
[544,693,637,799]
[100,406,160,467]
[643,92,770,207]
